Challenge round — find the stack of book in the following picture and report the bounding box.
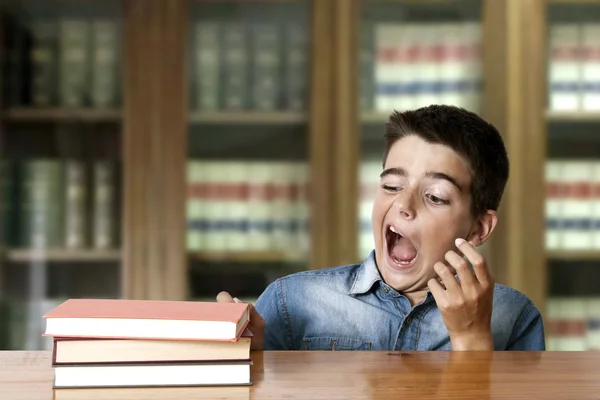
[42,298,253,389]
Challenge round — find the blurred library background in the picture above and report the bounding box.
[0,0,598,352]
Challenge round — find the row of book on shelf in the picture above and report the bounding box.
[186,160,309,256]
[4,15,121,108]
[548,23,600,112]
[0,160,118,250]
[360,158,600,256]
[546,297,600,351]
[43,298,252,389]
[13,16,600,116]
[545,160,600,251]
[361,21,482,113]
[4,157,600,256]
[192,14,307,112]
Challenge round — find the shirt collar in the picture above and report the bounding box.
[347,250,436,305]
[348,250,384,295]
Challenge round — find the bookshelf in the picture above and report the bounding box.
[189,111,306,124]
[4,108,121,122]
[184,0,322,301]
[539,0,600,351]
[0,0,125,351]
[0,0,597,352]
[4,249,121,263]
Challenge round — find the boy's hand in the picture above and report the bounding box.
[216,291,265,350]
[427,238,495,351]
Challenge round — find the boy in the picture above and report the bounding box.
[217,105,545,351]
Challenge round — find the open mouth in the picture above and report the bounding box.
[385,224,418,268]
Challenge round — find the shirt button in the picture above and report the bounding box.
[382,287,389,293]
[405,316,412,326]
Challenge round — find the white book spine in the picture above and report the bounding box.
[414,24,439,109]
[586,298,600,350]
[581,24,600,110]
[295,162,310,256]
[226,162,249,252]
[358,162,371,260]
[207,161,227,252]
[283,163,298,253]
[270,161,291,251]
[559,298,587,351]
[438,23,461,107]
[374,24,396,112]
[545,161,563,250]
[546,297,561,351]
[186,161,202,251]
[359,161,380,259]
[460,22,482,113]
[548,24,581,111]
[393,25,413,111]
[247,162,273,251]
[561,161,593,250]
[198,161,210,251]
[219,163,235,252]
[594,161,600,250]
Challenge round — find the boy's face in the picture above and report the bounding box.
[372,135,487,297]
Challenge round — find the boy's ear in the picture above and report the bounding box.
[467,210,497,247]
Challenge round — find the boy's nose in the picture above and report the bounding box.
[394,192,416,220]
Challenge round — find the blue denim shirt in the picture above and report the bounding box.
[254,251,545,351]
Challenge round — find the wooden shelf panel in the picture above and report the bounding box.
[3,249,121,263]
[547,251,600,261]
[4,108,121,122]
[189,111,306,124]
[194,0,300,2]
[361,112,389,123]
[547,0,600,4]
[546,110,600,122]
[189,251,305,264]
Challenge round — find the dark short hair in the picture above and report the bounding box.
[383,105,510,217]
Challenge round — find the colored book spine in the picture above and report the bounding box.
[90,19,120,108]
[64,160,86,249]
[59,18,90,107]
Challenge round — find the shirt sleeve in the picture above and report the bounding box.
[254,279,292,350]
[505,301,546,350]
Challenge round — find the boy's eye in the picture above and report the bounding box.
[382,184,401,192]
[427,194,449,205]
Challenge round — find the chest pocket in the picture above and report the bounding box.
[302,337,372,351]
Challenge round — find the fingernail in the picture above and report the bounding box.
[233,297,242,303]
[455,238,466,247]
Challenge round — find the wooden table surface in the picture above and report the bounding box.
[1,350,600,399]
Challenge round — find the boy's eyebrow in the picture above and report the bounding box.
[380,167,464,192]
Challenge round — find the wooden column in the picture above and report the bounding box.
[482,0,546,313]
[309,0,336,270]
[330,0,360,267]
[122,0,187,300]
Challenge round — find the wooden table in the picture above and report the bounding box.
[1,350,600,399]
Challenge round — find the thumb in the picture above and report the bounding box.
[216,291,234,303]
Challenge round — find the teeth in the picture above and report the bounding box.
[389,226,397,234]
[392,255,416,265]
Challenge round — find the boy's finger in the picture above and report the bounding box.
[427,278,448,307]
[444,249,476,290]
[216,291,234,302]
[455,238,492,285]
[433,261,461,296]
